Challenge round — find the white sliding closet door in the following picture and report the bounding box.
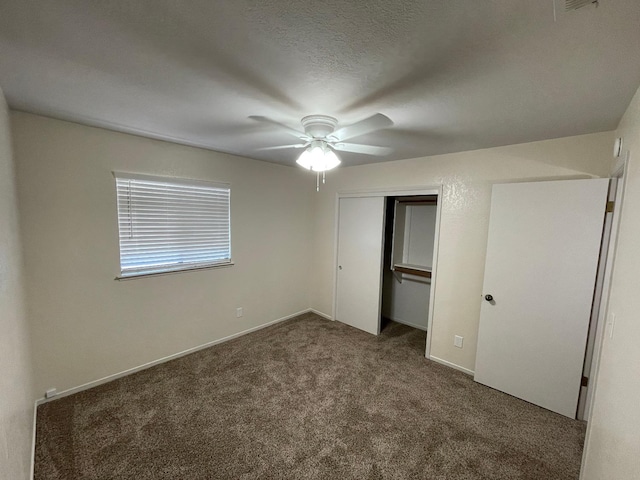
[335,196,385,335]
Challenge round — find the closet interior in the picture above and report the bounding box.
[381,195,438,333]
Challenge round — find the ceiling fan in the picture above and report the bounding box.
[250,114,393,188]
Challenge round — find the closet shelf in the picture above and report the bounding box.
[393,263,432,278]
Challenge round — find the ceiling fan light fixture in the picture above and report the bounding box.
[296,140,341,172]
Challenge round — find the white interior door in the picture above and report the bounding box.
[474,179,609,418]
[335,196,385,335]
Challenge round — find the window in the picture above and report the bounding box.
[115,173,231,278]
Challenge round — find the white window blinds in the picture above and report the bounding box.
[115,173,231,277]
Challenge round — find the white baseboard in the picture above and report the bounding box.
[36,309,313,405]
[429,355,475,376]
[385,316,427,331]
[309,309,332,320]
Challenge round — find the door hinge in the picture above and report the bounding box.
[606,201,615,213]
[581,376,589,387]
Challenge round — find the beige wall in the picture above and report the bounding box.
[12,112,314,397]
[310,132,613,372]
[581,85,640,479]
[0,92,34,477]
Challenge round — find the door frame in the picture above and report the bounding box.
[579,153,629,474]
[332,185,443,358]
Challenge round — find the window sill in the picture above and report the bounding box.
[115,261,234,281]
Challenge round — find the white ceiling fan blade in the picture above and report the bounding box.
[328,113,393,142]
[257,143,308,151]
[332,143,392,156]
[249,116,311,140]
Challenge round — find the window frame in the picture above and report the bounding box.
[113,172,233,280]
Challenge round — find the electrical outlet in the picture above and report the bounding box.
[236,307,243,318]
[454,335,464,348]
[45,388,57,399]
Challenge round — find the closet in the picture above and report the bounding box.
[334,189,441,351]
[381,195,438,332]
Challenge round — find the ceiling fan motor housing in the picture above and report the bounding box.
[301,115,338,139]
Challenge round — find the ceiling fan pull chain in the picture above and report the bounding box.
[316,171,320,192]
[323,171,326,184]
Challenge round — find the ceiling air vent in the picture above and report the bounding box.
[564,0,598,11]
[553,0,599,21]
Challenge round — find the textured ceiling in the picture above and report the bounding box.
[1,0,640,167]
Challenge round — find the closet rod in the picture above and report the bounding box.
[397,200,437,205]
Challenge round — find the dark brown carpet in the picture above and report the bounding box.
[35,313,585,479]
